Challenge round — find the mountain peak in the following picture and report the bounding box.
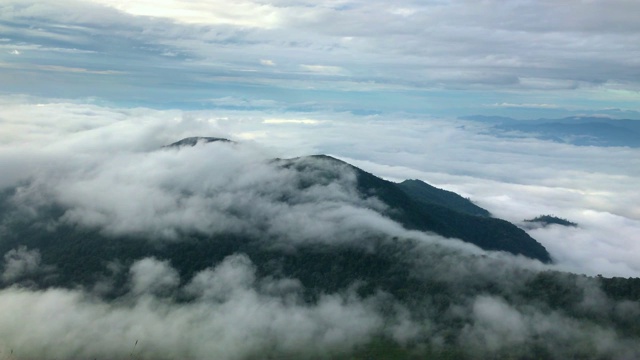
[164,137,233,148]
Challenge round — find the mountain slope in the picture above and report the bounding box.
[0,148,552,293]
[289,155,550,263]
[397,179,491,217]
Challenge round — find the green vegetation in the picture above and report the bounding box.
[525,215,578,227]
[397,179,491,217]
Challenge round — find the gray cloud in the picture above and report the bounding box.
[1,0,639,105]
[1,246,41,283]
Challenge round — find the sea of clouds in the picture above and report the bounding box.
[1,97,640,359]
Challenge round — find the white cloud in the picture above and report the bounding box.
[85,0,288,28]
[129,258,180,296]
[300,64,347,76]
[1,97,639,278]
[0,255,390,359]
[2,247,41,283]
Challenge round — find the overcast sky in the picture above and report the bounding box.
[1,0,640,118]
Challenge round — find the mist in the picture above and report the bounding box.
[1,97,640,359]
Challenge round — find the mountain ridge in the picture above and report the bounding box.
[460,115,640,147]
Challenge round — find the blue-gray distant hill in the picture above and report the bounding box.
[461,115,640,147]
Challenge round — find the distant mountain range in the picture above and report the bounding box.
[460,115,640,147]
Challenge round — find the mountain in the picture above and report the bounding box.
[1,138,639,359]
[0,141,552,291]
[524,215,578,228]
[460,115,640,147]
[497,122,640,147]
[278,155,550,262]
[164,136,233,148]
[397,179,491,217]
[0,147,550,299]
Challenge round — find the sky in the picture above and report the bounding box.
[0,1,640,275]
[1,0,640,118]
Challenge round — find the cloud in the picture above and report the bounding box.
[300,64,347,76]
[3,0,639,113]
[1,97,639,277]
[1,244,639,358]
[86,0,287,28]
[129,258,180,296]
[1,97,640,357]
[0,255,392,359]
[457,295,635,359]
[0,62,124,75]
[263,118,321,124]
[1,95,640,266]
[208,96,278,108]
[2,247,42,283]
[0,105,406,250]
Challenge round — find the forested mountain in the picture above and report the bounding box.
[524,215,578,228]
[397,179,491,217]
[0,147,551,290]
[0,138,639,359]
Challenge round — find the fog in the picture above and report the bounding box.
[1,97,640,358]
[1,247,639,359]
[4,98,635,277]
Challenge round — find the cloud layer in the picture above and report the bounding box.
[1,0,640,116]
[1,97,639,277]
[0,97,640,358]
